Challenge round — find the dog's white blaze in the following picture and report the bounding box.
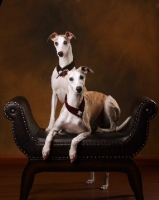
[68,71,85,93]
[55,36,70,56]
[54,36,73,68]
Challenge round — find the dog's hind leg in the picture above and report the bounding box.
[101,172,109,190]
[86,172,95,184]
[97,95,120,132]
[105,95,120,131]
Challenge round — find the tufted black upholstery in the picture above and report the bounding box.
[4,96,158,200]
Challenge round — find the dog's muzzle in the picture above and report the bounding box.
[58,51,63,57]
[76,86,82,93]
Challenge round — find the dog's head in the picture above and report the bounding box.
[47,31,76,57]
[57,66,93,94]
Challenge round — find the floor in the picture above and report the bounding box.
[0,163,159,200]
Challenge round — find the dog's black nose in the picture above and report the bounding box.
[58,51,63,57]
[76,86,82,93]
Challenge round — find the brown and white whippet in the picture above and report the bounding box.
[43,67,130,189]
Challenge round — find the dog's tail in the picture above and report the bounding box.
[116,116,131,131]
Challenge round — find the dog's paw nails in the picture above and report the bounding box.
[42,152,49,160]
[69,152,77,163]
[86,179,94,184]
[70,156,76,163]
[101,184,109,190]
[70,159,74,163]
[42,148,50,160]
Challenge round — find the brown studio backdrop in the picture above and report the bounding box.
[0,0,159,156]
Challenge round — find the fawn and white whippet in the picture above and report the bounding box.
[46,31,76,133]
[43,67,130,188]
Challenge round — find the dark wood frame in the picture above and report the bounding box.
[20,159,143,200]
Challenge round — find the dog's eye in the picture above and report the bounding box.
[64,41,67,45]
[55,42,58,46]
[69,77,74,81]
[80,75,84,80]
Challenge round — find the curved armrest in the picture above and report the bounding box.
[123,96,158,156]
[4,96,40,157]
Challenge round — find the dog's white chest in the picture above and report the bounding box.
[61,122,84,134]
[55,110,88,134]
[51,70,68,103]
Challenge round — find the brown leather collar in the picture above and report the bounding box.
[64,95,85,118]
[56,59,75,74]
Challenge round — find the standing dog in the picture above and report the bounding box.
[46,31,76,133]
[42,66,130,163]
[87,172,109,190]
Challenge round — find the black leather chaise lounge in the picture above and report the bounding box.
[4,95,158,200]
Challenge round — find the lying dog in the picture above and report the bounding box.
[42,67,130,163]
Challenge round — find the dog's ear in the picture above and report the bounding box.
[47,32,58,42]
[80,66,94,74]
[56,69,69,79]
[65,31,76,40]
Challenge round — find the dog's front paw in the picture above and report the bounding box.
[69,149,77,163]
[42,147,50,160]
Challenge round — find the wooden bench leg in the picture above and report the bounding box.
[126,160,144,200]
[19,160,36,200]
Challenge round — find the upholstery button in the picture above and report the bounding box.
[11,109,15,113]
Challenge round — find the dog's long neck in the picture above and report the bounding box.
[59,45,73,68]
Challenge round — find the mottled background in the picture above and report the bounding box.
[0,0,159,156]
